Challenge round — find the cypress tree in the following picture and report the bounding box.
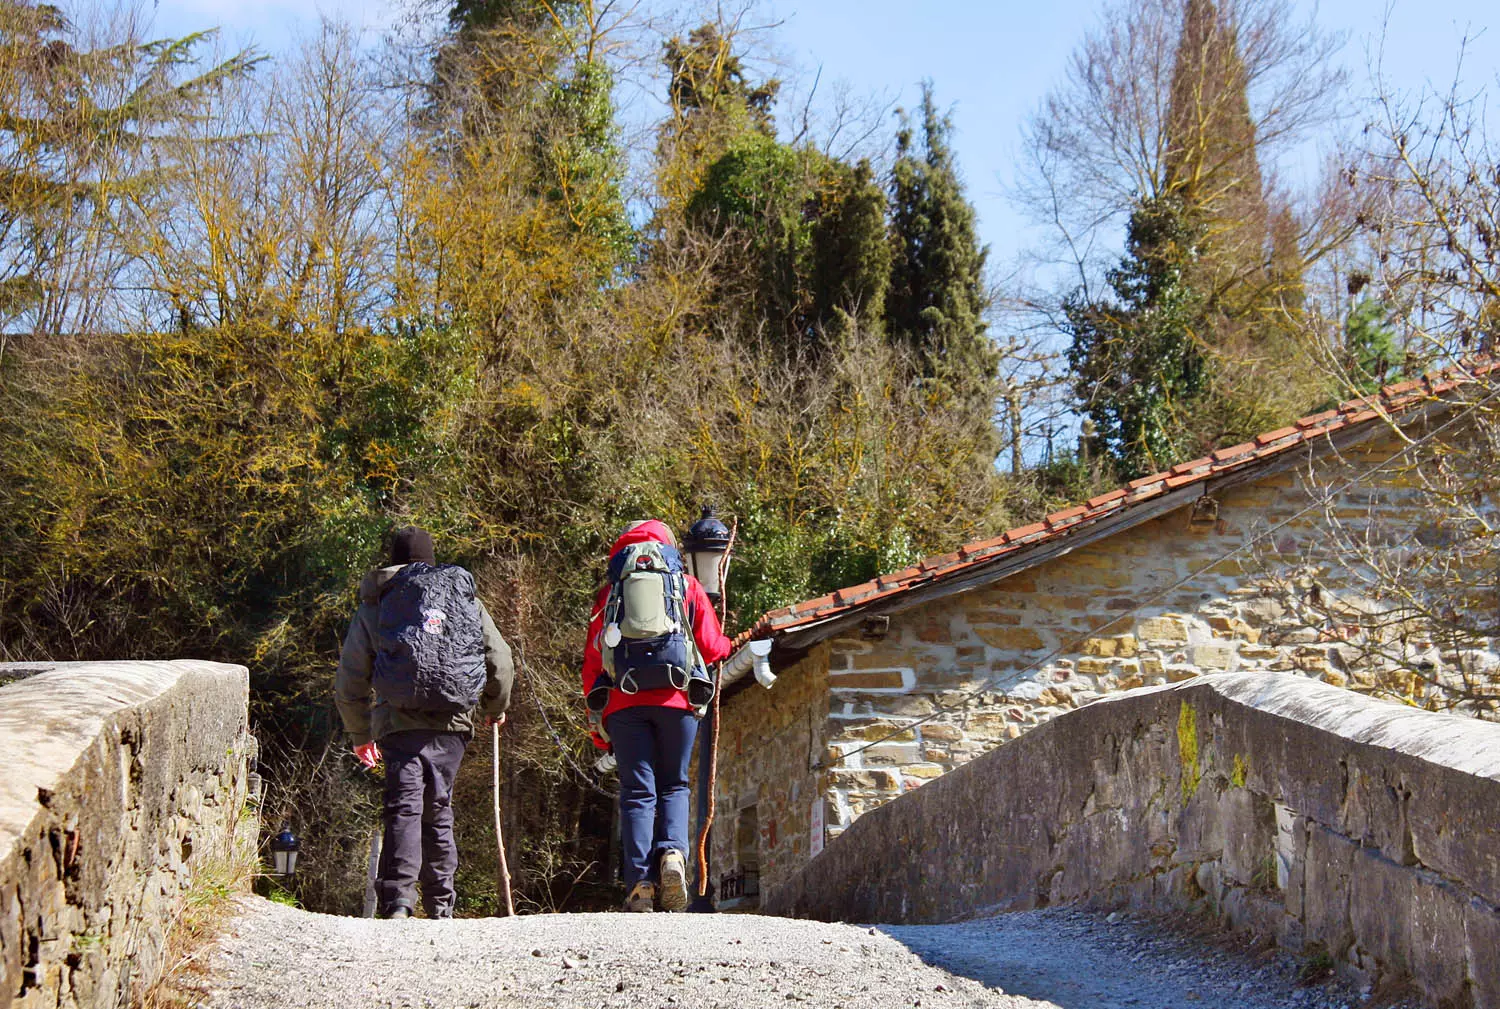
[886,83,995,403]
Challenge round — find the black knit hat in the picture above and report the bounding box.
[389,526,435,565]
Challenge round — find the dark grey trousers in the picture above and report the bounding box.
[375,729,467,918]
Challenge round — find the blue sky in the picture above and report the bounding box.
[144,0,1498,274]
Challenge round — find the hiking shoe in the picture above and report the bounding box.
[623,881,655,913]
[658,850,689,912]
[385,906,412,920]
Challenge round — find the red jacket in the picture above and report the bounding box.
[581,520,733,745]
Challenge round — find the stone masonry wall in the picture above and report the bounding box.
[768,673,1500,1009]
[708,645,831,904]
[820,428,1496,841]
[0,661,254,1009]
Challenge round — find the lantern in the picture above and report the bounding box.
[684,506,732,604]
[269,825,300,877]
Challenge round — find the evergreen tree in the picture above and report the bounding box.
[0,4,256,334]
[1066,194,1208,479]
[886,83,996,403]
[687,138,889,352]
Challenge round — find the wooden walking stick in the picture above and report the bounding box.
[492,720,515,917]
[694,520,736,903]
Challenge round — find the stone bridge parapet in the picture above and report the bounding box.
[767,672,1500,1008]
[0,661,253,1009]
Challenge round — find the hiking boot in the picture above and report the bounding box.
[658,850,689,912]
[385,906,412,920]
[623,880,655,913]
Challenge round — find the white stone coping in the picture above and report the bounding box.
[1097,671,1500,779]
[0,660,250,859]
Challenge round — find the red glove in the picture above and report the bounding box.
[353,740,381,769]
[590,731,609,751]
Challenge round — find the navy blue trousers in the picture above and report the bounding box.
[606,706,699,888]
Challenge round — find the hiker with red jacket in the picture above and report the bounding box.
[582,520,733,912]
[336,527,514,920]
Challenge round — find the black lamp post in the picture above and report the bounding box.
[684,507,732,605]
[269,824,300,878]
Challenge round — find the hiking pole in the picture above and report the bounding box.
[492,720,515,917]
[691,519,735,912]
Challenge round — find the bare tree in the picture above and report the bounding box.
[1015,0,1346,290]
[1258,45,1500,718]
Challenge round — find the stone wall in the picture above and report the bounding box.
[768,673,1500,1009]
[0,661,254,1009]
[708,646,831,904]
[819,428,1493,837]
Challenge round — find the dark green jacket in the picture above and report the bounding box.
[335,565,514,746]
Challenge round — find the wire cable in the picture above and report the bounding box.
[824,382,1500,768]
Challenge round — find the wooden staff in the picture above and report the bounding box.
[493,720,515,917]
[695,520,736,899]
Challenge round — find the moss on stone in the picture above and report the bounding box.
[1230,753,1249,789]
[1177,702,1201,800]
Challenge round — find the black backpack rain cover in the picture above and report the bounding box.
[372,563,486,713]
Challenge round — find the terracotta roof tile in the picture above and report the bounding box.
[1297,409,1339,429]
[831,581,877,605]
[1256,426,1299,445]
[959,537,1007,559]
[1171,456,1211,475]
[1212,442,1256,462]
[1045,505,1089,528]
[877,567,922,589]
[724,356,1499,650]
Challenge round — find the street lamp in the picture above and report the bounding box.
[684,507,732,605]
[269,825,300,878]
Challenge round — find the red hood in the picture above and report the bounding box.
[608,519,676,558]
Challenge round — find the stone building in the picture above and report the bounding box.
[708,363,1500,910]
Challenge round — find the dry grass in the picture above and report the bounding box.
[139,809,261,1009]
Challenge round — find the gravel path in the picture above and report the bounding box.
[200,899,1417,1009]
[885,907,1412,1009]
[199,897,1044,1009]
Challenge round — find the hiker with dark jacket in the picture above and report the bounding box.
[581,520,733,912]
[336,527,514,920]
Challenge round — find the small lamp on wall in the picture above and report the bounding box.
[270,824,300,877]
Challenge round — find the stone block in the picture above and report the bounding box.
[830,670,907,691]
[836,723,916,743]
[919,723,964,743]
[1076,658,1112,676]
[1138,616,1190,644]
[1209,616,1262,644]
[1084,637,1119,657]
[973,625,1047,651]
[1139,653,1164,676]
[861,743,922,766]
[965,713,1009,740]
[1192,644,1236,670]
[1166,665,1200,683]
[903,764,945,779]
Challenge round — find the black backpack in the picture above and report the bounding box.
[372,563,486,713]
